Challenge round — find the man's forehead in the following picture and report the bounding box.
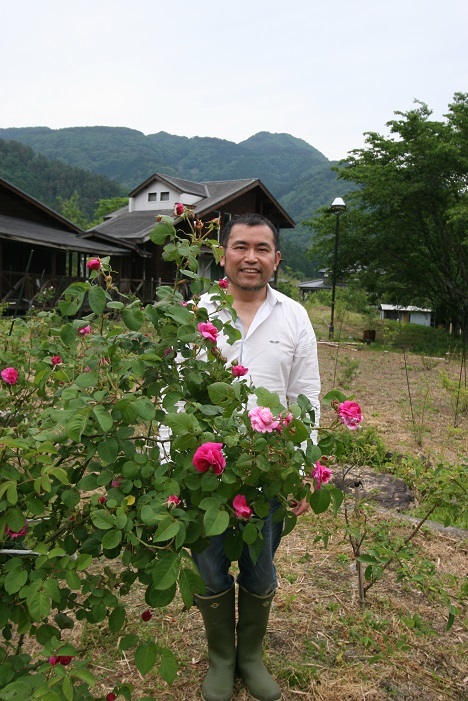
[228,224,275,245]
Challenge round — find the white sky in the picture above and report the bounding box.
[1,0,466,161]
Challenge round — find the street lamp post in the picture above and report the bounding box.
[329,197,346,339]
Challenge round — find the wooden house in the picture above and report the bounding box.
[0,177,127,313]
[84,173,295,299]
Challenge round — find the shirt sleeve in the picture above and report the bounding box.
[286,313,321,432]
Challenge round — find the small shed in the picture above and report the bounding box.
[379,304,434,327]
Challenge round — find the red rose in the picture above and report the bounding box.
[86,258,101,270]
[192,442,226,475]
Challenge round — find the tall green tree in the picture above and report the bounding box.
[307,93,468,335]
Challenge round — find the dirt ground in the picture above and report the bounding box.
[317,342,467,465]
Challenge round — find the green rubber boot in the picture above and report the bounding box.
[194,587,236,701]
[236,587,282,701]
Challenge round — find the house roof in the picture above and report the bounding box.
[0,213,126,255]
[88,173,295,247]
[380,304,432,313]
[0,176,128,255]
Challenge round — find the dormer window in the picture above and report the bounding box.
[160,192,170,201]
[148,193,157,202]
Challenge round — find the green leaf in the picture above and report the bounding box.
[88,285,107,314]
[149,221,176,245]
[153,517,180,543]
[178,568,206,609]
[152,552,180,590]
[4,568,28,595]
[134,397,156,421]
[204,507,230,537]
[145,583,177,608]
[122,307,145,331]
[97,438,119,464]
[109,606,126,633]
[119,633,139,650]
[241,522,258,544]
[309,488,331,514]
[62,675,73,701]
[254,387,284,413]
[102,529,122,550]
[322,390,347,405]
[165,412,200,435]
[93,407,114,432]
[134,641,158,675]
[91,510,115,530]
[27,588,50,621]
[66,412,89,442]
[208,382,236,406]
[159,647,178,684]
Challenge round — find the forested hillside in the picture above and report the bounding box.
[0,126,352,277]
[0,139,126,219]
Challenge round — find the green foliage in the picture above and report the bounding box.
[0,215,347,700]
[307,93,468,333]
[0,138,126,220]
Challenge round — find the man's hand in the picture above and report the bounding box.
[290,496,310,517]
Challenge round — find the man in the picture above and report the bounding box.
[192,213,321,701]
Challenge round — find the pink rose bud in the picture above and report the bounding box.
[167,495,181,507]
[197,322,219,343]
[98,495,107,504]
[86,258,101,270]
[192,442,226,475]
[338,401,363,430]
[111,477,122,488]
[248,406,281,433]
[231,365,248,377]
[106,694,117,701]
[174,203,185,216]
[78,325,91,336]
[281,412,293,427]
[218,278,229,289]
[6,524,28,539]
[58,656,73,666]
[51,355,63,366]
[49,656,59,666]
[311,460,333,490]
[233,494,253,520]
[141,609,152,622]
[1,367,19,385]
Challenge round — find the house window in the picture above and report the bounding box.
[148,193,157,202]
[160,192,170,201]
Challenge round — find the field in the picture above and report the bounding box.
[82,340,467,701]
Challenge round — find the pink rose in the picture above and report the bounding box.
[338,401,363,430]
[311,460,333,490]
[197,322,218,343]
[78,325,91,336]
[111,477,122,488]
[231,365,248,377]
[1,367,18,385]
[281,412,293,427]
[167,495,181,507]
[86,258,101,271]
[51,355,62,366]
[248,406,280,433]
[192,442,226,475]
[218,278,229,289]
[233,494,252,520]
[174,203,185,216]
[5,523,27,539]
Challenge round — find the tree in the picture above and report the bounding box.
[307,93,468,335]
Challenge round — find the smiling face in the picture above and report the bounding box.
[220,223,281,293]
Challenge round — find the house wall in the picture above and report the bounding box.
[409,312,431,327]
[130,184,203,212]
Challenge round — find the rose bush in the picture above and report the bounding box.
[0,211,355,700]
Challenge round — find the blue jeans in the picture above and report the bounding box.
[191,500,283,597]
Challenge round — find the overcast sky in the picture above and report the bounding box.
[2,0,466,161]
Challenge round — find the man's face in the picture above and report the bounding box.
[220,223,281,292]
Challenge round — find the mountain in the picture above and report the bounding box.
[0,138,126,218]
[0,127,351,277]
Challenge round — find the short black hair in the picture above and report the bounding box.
[221,213,280,250]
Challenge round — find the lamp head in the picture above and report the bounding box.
[331,197,346,213]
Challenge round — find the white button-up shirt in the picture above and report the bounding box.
[199,285,320,426]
